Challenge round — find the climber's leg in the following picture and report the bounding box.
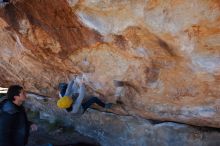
[82,96,105,111]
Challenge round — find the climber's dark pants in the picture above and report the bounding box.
[82,96,105,111]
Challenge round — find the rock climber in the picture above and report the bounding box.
[57,75,112,114]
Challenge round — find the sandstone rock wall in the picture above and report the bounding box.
[25,95,220,146]
[0,0,220,127]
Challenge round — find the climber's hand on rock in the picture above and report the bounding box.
[79,80,85,86]
[78,77,86,86]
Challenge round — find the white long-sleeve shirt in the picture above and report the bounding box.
[71,84,85,113]
[64,78,86,114]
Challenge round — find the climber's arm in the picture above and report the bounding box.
[71,83,86,113]
[64,78,75,97]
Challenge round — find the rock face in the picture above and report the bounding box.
[27,111,100,146]
[0,0,220,128]
[25,95,220,146]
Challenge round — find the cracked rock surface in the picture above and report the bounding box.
[0,0,220,128]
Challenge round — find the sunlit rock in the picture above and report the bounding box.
[0,0,220,128]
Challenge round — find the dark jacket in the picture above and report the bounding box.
[0,99,30,146]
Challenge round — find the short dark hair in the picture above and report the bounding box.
[58,83,68,97]
[58,83,68,90]
[6,85,23,101]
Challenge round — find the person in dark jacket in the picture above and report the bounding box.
[0,85,37,146]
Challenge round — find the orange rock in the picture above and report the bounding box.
[0,0,220,128]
